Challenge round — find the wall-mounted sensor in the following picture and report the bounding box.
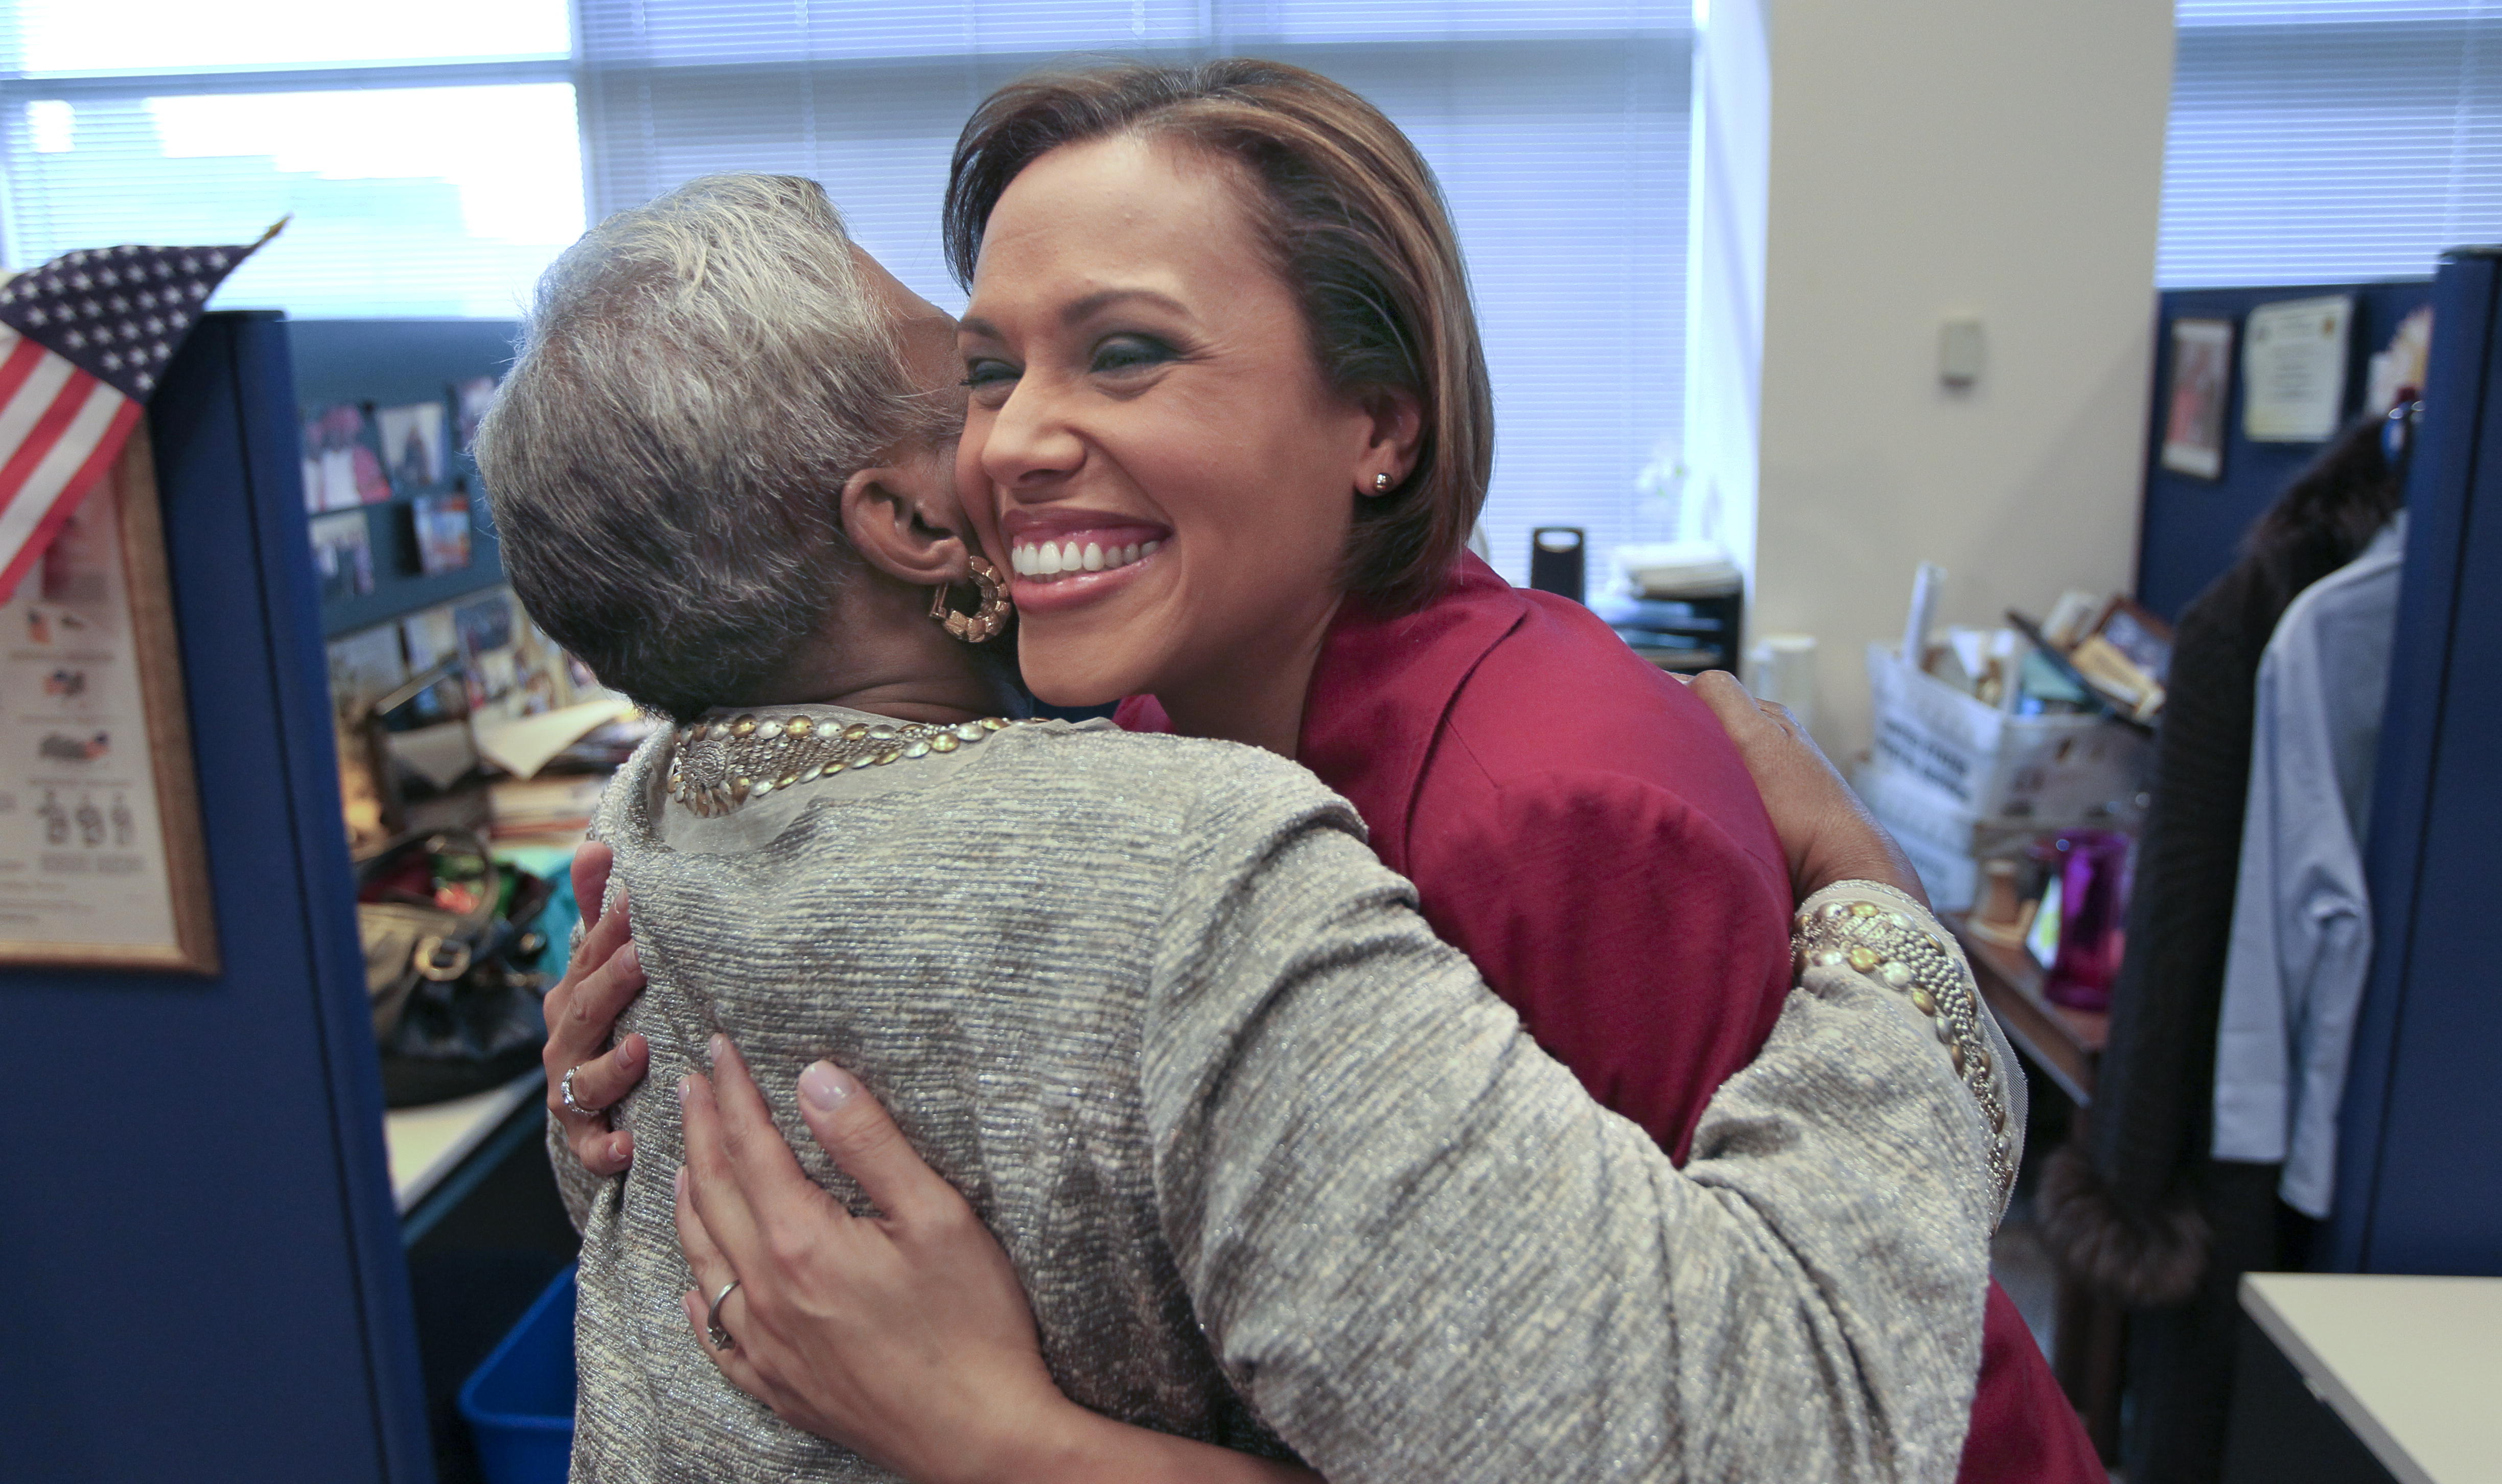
[1940,316,1985,388]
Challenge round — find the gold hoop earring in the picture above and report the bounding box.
[931,555,1014,644]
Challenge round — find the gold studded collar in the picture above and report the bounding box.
[668,708,1021,818]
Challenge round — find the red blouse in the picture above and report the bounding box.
[1120,554,2099,1482]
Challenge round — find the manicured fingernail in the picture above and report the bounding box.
[799,1060,858,1112]
[707,1033,727,1066]
[613,1131,634,1162]
[676,1075,693,1105]
[620,943,640,975]
[674,1165,687,1200]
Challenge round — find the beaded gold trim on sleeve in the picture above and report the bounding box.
[1794,887,2018,1202]
[668,712,1019,817]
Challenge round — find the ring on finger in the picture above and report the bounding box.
[706,1278,742,1350]
[560,1063,603,1119]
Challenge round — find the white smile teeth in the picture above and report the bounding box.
[1010,537,1159,581]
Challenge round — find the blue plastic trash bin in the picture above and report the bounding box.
[458,1265,576,1484]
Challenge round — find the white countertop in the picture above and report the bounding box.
[382,1069,545,1214]
[2241,1272,2502,1484]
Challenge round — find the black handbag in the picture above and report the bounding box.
[356,829,555,1108]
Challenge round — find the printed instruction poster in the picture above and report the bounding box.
[0,480,184,954]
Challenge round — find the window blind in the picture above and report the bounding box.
[574,1,1693,585]
[0,0,581,317]
[2162,0,2502,286]
[2,0,1690,581]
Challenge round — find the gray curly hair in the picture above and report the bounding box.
[474,173,949,721]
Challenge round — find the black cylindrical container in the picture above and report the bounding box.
[1529,526,1586,605]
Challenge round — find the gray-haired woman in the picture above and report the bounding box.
[478,173,2016,1483]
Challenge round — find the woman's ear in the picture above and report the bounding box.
[1356,387,1426,496]
[839,451,967,587]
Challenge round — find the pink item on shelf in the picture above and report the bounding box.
[2042,828,2132,1011]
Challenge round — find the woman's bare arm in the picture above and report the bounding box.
[1683,669,1928,907]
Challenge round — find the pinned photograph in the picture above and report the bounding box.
[454,591,515,661]
[2161,317,2234,479]
[402,604,459,671]
[377,401,450,492]
[326,625,407,721]
[309,510,377,602]
[302,404,392,509]
[452,376,498,452]
[413,488,473,575]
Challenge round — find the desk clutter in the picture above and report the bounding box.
[296,324,650,1115]
[1853,567,2161,1019]
[1589,540,1745,672]
[327,587,650,853]
[326,586,634,1105]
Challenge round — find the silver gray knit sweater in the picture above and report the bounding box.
[559,707,2001,1484]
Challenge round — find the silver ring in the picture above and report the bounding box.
[559,1063,600,1119]
[706,1279,742,1350]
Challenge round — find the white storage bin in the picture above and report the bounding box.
[1855,760,2043,858]
[1888,818,1983,914]
[1864,643,2149,828]
[1851,760,2046,915]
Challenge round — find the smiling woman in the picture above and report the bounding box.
[769,55,2100,1483]
[485,169,2013,1484]
[939,53,1810,1152]
[957,130,1420,753]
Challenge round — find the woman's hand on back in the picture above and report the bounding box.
[541,843,651,1175]
[674,1037,1061,1484]
[676,1038,1318,1484]
[1684,670,1929,910]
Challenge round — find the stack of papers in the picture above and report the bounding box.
[472,700,641,781]
[489,774,611,841]
[1614,542,1742,598]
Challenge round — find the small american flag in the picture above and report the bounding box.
[0,223,280,597]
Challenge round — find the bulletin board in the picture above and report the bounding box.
[286,318,518,640]
[2136,280,2435,622]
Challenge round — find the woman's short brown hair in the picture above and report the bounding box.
[944,58,1492,615]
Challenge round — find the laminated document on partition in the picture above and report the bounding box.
[2243,295,2353,443]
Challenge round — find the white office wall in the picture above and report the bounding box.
[1694,0,2174,755]
[1681,0,1771,584]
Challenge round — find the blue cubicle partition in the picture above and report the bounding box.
[2137,281,2434,623]
[2327,249,2502,1277]
[0,313,431,1480]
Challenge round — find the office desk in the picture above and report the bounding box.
[386,1070,578,1483]
[2228,1274,2502,1484]
[385,1069,546,1216]
[1952,915,2107,1102]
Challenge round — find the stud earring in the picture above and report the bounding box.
[1373,472,1394,494]
[930,555,1014,644]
